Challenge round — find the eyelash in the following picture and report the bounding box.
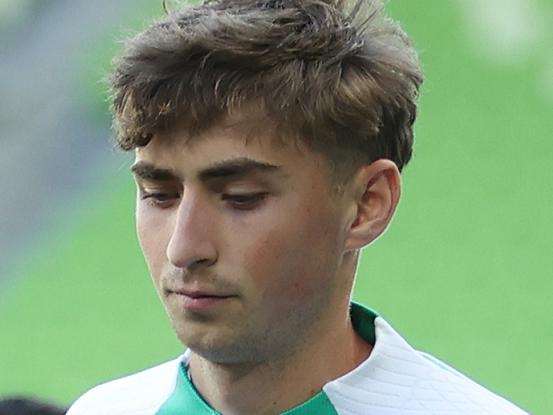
[222,192,268,210]
[140,191,268,210]
[140,192,180,209]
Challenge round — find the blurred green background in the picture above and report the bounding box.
[0,0,551,413]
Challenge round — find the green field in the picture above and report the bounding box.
[1,1,552,413]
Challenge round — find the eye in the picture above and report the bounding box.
[221,192,268,210]
[140,191,180,208]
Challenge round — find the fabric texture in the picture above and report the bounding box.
[66,357,183,415]
[67,303,529,415]
[323,308,529,415]
[154,360,339,415]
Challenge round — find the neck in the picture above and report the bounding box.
[188,300,372,415]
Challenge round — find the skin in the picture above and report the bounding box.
[132,111,401,415]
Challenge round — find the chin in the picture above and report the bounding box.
[172,320,231,357]
[179,330,270,365]
[183,339,242,364]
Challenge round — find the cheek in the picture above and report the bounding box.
[237,204,341,304]
[136,206,171,284]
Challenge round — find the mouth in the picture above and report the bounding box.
[166,289,236,312]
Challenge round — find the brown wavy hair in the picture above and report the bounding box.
[110,0,423,180]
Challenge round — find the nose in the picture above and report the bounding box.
[166,189,217,271]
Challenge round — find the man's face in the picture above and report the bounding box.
[133,114,354,364]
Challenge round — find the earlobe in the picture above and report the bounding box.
[344,160,401,251]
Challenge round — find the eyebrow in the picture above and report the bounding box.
[131,162,178,181]
[130,158,282,182]
[198,158,281,181]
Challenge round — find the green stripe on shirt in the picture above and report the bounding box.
[156,362,339,415]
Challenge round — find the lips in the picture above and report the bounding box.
[166,287,236,312]
[168,288,232,299]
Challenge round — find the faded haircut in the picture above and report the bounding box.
[110,0,423,181]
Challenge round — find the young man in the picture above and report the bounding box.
[68,0,528,414]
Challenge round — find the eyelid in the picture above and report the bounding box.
[140,190,180,199]
[221,192,269,208]
[138,185,181,208]
[221,191,268,199]
[138,179,181,192]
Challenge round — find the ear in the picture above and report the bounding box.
[344,159,401,251]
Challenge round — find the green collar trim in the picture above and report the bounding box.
[156,364,339,415]
[155,362,217,415]
[156,302,378,415]
[350,301,378,345]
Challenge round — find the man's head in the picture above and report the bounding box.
[111,0,422,364]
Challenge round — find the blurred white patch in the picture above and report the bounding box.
[457,0,547,64]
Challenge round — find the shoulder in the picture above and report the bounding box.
[67,356,184,415]
[324,316,530,415]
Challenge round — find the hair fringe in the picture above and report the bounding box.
[110,0,423,176]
